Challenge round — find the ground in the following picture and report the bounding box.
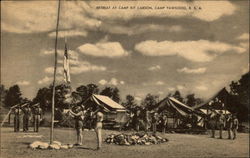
[0,127,249,158]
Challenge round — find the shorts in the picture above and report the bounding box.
[95,122,102,129]
[75,120,83,129]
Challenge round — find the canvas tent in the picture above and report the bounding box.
[153,97,200,128]
[192,88,230,111]
[85,94,128,128]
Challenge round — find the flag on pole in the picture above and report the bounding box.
[63,42,71,83]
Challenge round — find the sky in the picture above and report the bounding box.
[1,0,249,103]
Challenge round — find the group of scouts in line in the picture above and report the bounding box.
[127,107,239,140]
[68,105,104,150]
[207,111,239,139]
[127,108,171,135]
[12,104,42,133]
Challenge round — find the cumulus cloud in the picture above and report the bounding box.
[1,1,101,34]
[156,81,165,85]
[38,76,64,85]
[196,85,208,91]
[48,30,88,38]
[168,87,175,91]
[2,1,236,34]
[16,80,30,86]
[177,67,206,74]
[101,24,183,35]
[135,40,246,62]
[70,61,106,74]
[44,67,64,74]
[98,78,125,86]
[41,49,79,60]
[237,33,249,40]
[78,42,129,58]
[177,85,185,90]
[148,65,161,71]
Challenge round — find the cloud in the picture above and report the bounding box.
[237,33,249,40]
[70,61,106,74]
[148,65,161,71]
[177,85,185,90]
[41,49,79,60]
[135,40,246,62]
[48,30,88,38]
[98,78,125,86]
[16,80,30,86]
[2,1,235,34]
[134,96,142,102]
[78,42,129,58]
[101,24,183,35]
[38,76,52,85]
[177,67,206,74]
[1,1,101,34]
[158,91,164,95]
[156,81,165,85]
[82,1,236,22]
[168,87,175,91]
[99,79,108,85]
[38,76,64,85]
[44,67,63,74]
[196,85,208,91]
[241,64,249,74]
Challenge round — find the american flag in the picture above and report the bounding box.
[63,42,71,83]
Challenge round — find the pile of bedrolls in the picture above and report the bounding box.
[105,132,168,146]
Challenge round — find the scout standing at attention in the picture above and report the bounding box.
[13,105,21,132]
[218,111,225,139]
[33,104,42,132]
[69,105,85,146]
[94,107,104,150]
[22,104,31,132]
[232,114,239,140]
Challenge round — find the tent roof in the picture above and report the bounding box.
[92,94,126,110]
[192,87,229,110]
[154,97,195,117]
[169,97,193,111]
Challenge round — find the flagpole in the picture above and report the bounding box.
[50,0,61,144]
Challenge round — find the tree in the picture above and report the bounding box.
[185,93,204,107]
[186,94,196,107]
[172,90,184,102]
[229,72,249,107]
[75,83,99,102]
[0,84,8,107]
[100,86,121,103]
[141,93,159,110]
[122,95,137,111]
[229,72,249,121]
[4,85,22,107]
[33,87,52,111]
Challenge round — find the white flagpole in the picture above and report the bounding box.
[50,0,61,144]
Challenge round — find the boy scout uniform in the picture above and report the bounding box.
[33,106,42,132]
[22,106,31,132]
[13,107,21,132]
[232,115,239,139]
[218,112,225,139]
[95,111,104,150]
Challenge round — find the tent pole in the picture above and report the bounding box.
[50,0,61,144]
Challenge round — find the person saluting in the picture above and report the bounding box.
[69,105,85,146]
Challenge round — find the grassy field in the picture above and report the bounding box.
[0,127,249,158]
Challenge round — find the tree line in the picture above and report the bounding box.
[1,72,249,121]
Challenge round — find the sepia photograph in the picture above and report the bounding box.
[0,0,249,158]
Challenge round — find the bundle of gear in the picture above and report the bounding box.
[105,132,168,146]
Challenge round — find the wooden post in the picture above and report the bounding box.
[50,0,61,144]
